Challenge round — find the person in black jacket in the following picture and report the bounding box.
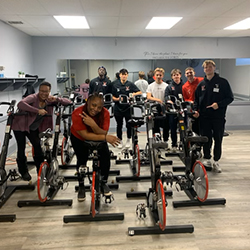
[89,66,112,95]
[164,68,184,151]
[193,60,234,173]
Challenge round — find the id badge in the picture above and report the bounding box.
[213,88,219,93]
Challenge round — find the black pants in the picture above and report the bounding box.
[70,134,110,181]
[114,109,132,140]
[200,117,225,161]
[153,116,169,142]
[13,130,44,174]
[169,114,178,147]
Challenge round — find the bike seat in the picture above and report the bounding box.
[39,131,53,139]
[186,135,208,143]
[84,140,106,150]
[127,118,144,127]
[152,142,168,149]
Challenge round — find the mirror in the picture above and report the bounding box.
[56,59,250,102]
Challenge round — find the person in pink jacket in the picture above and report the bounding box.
[12,81,71,181]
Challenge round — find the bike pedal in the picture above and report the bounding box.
[104,194,114,204]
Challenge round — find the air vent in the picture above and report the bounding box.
[8,21,23,24]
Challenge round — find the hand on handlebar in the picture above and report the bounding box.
[193,111,199,118]
[106,135,120,147]
[38,109,47,116]
[47,95,58,102]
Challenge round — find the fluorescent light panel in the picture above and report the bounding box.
[54,16,89,29]
[224,18,250,30]
[146,17,182,29]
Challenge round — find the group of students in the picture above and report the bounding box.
[85,60,233,175]
[11,59,233,202]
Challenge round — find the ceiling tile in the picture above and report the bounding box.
[92,29,117,36]
[17,27,47,36]
[118,16,150,29]
[66,29,93,36]
[0,0,48,15]
[19,15,62,28]
[80,0,121,16]
[116,29,142,37]
[87,16,119,29]
[39,0,85,15]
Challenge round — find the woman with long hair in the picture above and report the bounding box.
[71,92,120,201]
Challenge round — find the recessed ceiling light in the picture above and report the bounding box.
[224,18,250,30]
[54,16,89,29]
[146,17,182,29]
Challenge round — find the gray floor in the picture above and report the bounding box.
[1,130,250,250]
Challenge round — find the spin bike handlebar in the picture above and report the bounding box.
[0,100,16,115]
[103,93,115,118]
[119,94,145,119]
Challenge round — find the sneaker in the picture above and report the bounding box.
[154,133,162,142]
[125,138,131,148]
[213,161,222,173]
[101,182,112,196]
[172,146,177,152]
[78,186,86,202]
[203,158,212,167]
[21,172,32,181]
[118,141,123,149]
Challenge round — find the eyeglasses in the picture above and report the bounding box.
[39,90,50,94]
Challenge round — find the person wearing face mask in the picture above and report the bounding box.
[89,66,112,95]
[111,68,142,149]
[164,68,184,151]
[12,81,71,181]
[70,93,120,201]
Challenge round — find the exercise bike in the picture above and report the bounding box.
[60,93,120,182]
[116,95,172,182]
[63,141,124,223]
[163,96,226,208]
[0,101,35,222]
[116,94,151,182]
[127,101,194,236]
[17,103,73,207]
[60,94,84,166]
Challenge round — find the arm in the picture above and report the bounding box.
[81,111,107,135]
[182,85,188,101]
[132,91,142,96]
[147,92,162,103]
[111,82,119,102]
[131,83,142,96]
[164,85,171,103]
[89,81,94,95]
[217,80,234,108]
[77,130,120,147]
[17,94,39,113]
[47,96,72,105]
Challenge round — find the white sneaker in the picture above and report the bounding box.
[203,158,212,167]
[172,146,177,152]
[125,138,131,148]
[118,141,123,149]
[213,161,222,173]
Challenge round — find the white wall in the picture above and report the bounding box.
[0,21,34,154]
[220,59,250,99]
